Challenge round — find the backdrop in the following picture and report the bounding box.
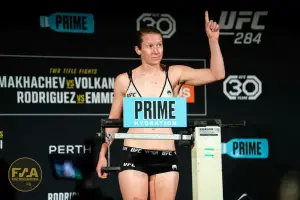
[0,2,297,200]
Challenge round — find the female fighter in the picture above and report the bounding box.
[97,11,225,200]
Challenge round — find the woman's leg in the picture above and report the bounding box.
[149,171,179,200]
[118,170,149,200]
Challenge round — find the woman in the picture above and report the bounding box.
[96,11,225,200]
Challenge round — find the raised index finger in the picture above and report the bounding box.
[205,11,209,23]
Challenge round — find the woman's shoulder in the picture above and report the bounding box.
[114,67,139,87]
[113,72,128,88]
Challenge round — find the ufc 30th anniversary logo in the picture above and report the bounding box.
[8,157,42,192]
[136,13,176,39]
[223,75,262,100]
[219,11,268,44]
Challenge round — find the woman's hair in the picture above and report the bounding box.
[135,26,162,49]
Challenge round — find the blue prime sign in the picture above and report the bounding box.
[123,97,187,128]
[222,138,269,159]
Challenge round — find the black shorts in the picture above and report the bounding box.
[119,146,179,176]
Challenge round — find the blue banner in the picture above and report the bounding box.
[40,12,94,34]
[222,138,269,159]
[123,97,187,128]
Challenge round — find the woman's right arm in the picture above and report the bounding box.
[99,73,126,158]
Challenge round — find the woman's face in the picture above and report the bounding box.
[135,33,163,66]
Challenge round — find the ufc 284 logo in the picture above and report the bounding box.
[223,75,262,100]
[136,13,176,39]
[219,11,268,44]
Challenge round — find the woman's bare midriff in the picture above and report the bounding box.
[123,128,175,151]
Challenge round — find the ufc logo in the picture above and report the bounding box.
[162,151,172,156]
[123,163,135,167]
[130,148,142,153]
[127,92,136,97]
[137,13,176,39]
[219,11,268,30]
[223,75,262,100]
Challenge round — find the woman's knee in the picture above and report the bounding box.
[118,170,149,200]
[149,172,179,200]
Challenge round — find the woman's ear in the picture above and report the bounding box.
[134,46,141,56]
